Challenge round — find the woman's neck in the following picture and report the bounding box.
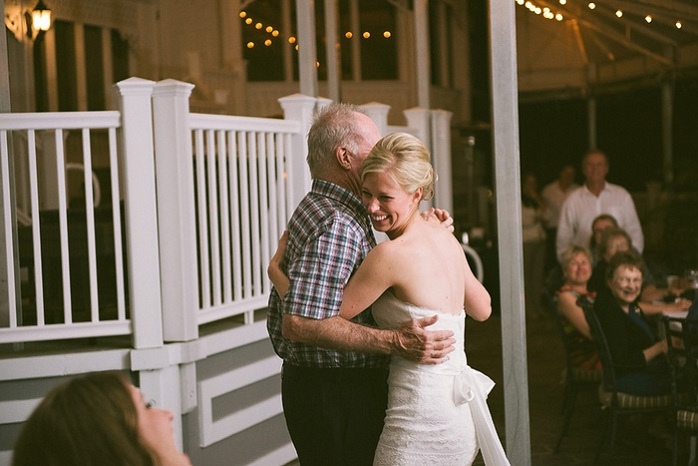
[562,282,588,295]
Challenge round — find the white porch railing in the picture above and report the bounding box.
[0,78,453,346]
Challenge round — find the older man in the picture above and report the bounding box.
[267,103,454,466]
[556,149,644,262]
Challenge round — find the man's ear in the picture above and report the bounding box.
[336,146,352,170]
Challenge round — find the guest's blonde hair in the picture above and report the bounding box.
[361,132,435,201]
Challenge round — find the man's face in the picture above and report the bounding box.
[583,153,608,184]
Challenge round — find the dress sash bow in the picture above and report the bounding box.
[453,365,511,466]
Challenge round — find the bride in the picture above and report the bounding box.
[270,132,509,465]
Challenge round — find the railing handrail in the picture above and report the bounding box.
[0,111,120,130]
[189,113,301,133]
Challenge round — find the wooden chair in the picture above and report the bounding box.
[663,315,698,466]
[542,288,602,453]
[579,296,675,464]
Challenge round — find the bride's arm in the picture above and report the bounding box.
[267,231,290,296]
[463,259,492,321]
[338,243,395,320]
[268,231,394,320]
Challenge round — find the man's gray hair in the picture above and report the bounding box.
[307,103,367,178]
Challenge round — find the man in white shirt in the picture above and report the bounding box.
[556,150,644,262]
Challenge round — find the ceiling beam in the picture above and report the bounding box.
[538,0,674,66]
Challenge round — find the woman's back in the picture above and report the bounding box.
[378,219,467,315]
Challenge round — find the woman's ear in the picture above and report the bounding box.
[412,187,424,204]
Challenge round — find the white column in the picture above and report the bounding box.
[151,79,199,343]
[74,23,87,111]
[435,2,449,87]
[282,0,294,82]
[431,109,453,215]
[361,102,391,136]
[661,78,673,186]
[403,107,431,149]
[102,28,114,109]
[414,0,431,108]
[324,0,340,102]
[489,0,531,463]
[350,0,361,81]
[278,94,317,209]
[113,77,164,349]
[296,0,318,97]
[45,28,58,111]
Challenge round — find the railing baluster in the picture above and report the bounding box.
[54,129,73,322]
[194,129,210,309]
[81,129,99,322]
[248,133,261,298]
[238,132,251,300]
[228,131,242,302]
[206,130,221,307]
[27,130,45,326]
[108,127,126,321]
[217,130,232,304]
[0,131,18,328]
[259,133,272,294]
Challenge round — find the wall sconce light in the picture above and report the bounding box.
[4,0,52,43]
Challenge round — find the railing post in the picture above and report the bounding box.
[151,79,199,342]
[431,109,453,215]
[278,94,317,209]
[403,107,432,147]
[113,77,163,349]
[404,107,433,209]
[361,102,391,136]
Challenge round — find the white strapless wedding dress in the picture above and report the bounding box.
[371,292,510,466]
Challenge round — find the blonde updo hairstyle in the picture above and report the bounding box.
[361,132,436,201]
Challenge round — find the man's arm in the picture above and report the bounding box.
[283,314,455,365]
[280,282,457,364]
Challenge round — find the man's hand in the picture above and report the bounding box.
[391,315,456,364]
[421,208,454,233]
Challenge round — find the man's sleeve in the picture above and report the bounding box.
[621,192,644,253]
[284,218,363,320]
[556,197,575,261]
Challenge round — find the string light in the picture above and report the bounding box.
[516,0,564,21]
[517,1,688,31]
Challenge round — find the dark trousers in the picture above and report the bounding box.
[281,363,388,466]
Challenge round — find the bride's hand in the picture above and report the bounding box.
[268,231,290,296]
[392,315,455,364]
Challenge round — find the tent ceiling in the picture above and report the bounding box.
[515,0,698,94]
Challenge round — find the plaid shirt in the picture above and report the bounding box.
[267,179,389,368]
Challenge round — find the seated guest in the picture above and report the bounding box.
[555,245,601,372]
[590,227,691,315]
[589,214,618,264]
[589,227,633,292]
[12,371,191,466]
[593,251,671,395]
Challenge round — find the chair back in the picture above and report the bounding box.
[663,316,698,405]
[578,296,618,393]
